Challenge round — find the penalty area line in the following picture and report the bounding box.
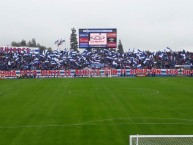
[0,122,193,129]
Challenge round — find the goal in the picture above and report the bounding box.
[130,135,193,145]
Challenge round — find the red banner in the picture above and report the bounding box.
[0,69,193,78]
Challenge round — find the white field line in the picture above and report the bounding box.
[66,88,160,96]
[124,88,160,96]
[0,117,193,129]
[74,117,193,125]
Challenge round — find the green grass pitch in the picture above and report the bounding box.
[0,77,193,145]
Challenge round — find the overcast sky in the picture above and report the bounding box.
[0,0,193,51]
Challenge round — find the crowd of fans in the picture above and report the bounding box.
[0,48,193,70]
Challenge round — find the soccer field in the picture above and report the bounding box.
[0,77,193,145]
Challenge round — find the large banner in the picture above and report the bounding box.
[1,69,193,78]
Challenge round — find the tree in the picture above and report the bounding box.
[27,38,37,47]
[70,28,78,51]
[11,41,20,47]
[47,47,52,53]
[117,40,124,53]
[11,39,52,53]
[11,40,26,47]
[20,39,27,46]
[37,43,46,53]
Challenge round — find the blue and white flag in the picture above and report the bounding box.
[55,39,65,47]
[164,47,172,52]
[55,40,59,44]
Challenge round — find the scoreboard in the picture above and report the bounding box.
[79,28,117,48]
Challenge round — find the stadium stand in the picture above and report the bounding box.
[0,48,193,71]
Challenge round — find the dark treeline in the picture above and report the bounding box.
[11,38,52,53]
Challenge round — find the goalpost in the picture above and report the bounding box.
[130,135,193,145]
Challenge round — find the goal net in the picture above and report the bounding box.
[130,135,193,145]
